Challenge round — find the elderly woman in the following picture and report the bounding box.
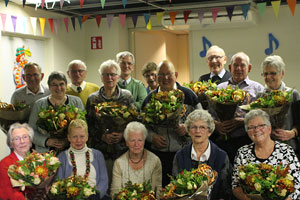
[29,71,84,153]
[260,55,300,154]
[172,109,232,200]
[86,59,136,181]
[232,109,300,200]
[142,62,158,94]
[110,121,162,198]
[56,119,108,200]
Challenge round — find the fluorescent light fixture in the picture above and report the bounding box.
[23,0,71,9]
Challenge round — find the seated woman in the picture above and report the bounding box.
[172,109,232,200]
[232,109,300,200]
[56,119,109,200]
[110,121,162,198]
[29,71,84,153]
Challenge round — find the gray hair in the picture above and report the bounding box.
[68,60,87,71]
[116,51,135,65]
[244,109,271,131]
[206,45,226,57]
[261,55,285,74]
[185,109,215,133]
[47,71,67,86]
[7,123,34,148]
[24,62,42,73]
[142,62,157,76]
[98,59,121,76]
[124,121,148,141]
[230,52,250,65]
[158,60,176,73]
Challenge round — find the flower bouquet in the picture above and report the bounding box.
[238,163,295,200]
[141,89,185,128]
[161,164,217,200]
[8,151,60,193]
[49,175,98,200]
[184,80,217,109]
[36,104,86,138]
[205,86,249,121]
[114,180,157,200]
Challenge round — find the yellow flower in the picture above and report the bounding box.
[279,189,287,197]
[67,186,80,197]
[254,182,261,192]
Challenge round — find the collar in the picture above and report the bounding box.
[120,77,131,85]
[191,142,211,162]
[99,85,121,101]
[26,84,45,95]
[70,81,86,92]
[158,82,177,92]
[14,151,24,161]
[69,144,88,154]
[228,76,250,86]
[209,68,226,79]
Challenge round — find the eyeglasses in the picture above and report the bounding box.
[70,69,85,74]
[261,72,278,77]
[247,124,267,132]
[102,73,118,77]
[158,72,174,78]
[120,61,133,66]
[144,73,157,79]
[24,73,41,78]
[13,135,30,143]
[190,125,209,132]
[207,55,224,62]
[50,83,66,87]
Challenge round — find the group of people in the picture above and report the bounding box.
[0,47,299,200]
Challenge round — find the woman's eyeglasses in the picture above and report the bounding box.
[261,72,278,77]
[247,124,267,132]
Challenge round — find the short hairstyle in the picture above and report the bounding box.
[68,60,87,71]
[158,60,176,73]
[47,71,67,86]
[116,51,135,65]
[142,62,157,76]
[23,62,42,73]
[7,123,34,148]
[261,55,285,74]
[185,109,215,133]
[230,52,250,65]
[124,121,148,141]
[98,59,121,76]
[206,45,226,57]
[244,109,271,131]
[68,119,88,136]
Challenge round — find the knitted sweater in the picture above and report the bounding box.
[66,82,99,107]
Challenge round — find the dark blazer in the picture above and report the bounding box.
[199,70,232,85]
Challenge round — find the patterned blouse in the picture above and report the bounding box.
[232,141,300,200]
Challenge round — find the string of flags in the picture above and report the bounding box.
[0,0,297,35]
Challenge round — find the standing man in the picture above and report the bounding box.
[141,62,158,94]
[66,60,99,107]
[199,45,231,84]
[116,51,147,110]
[142,60,201,187]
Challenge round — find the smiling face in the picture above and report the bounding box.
[157,62,178,91]
[188,120,211,145]
[68,127,88,150]
[67,64,87,86]
[144,70,158,89]
[247,116,271,145]
[229,55,251,84]
[23,65,44,92]
[126,131,145,155]
[263,66,284,90]
[49,79,67,99]
[119,56,134,78]
[206,47,227,75]
[11,128,31,157]
[101,66,120,91]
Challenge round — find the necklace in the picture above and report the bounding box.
[70,150,90,180]
[128,150,144,164]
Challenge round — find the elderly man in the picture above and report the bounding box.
[199,45,231,84]
[116,51,147,110]
[66,60,99,106]
[214,52,264,163]
[141,62,158,94]
[142,60,201,186]
[11,62,50,110]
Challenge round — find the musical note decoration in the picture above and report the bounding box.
[199,36,212,58]
[265,33,279,55]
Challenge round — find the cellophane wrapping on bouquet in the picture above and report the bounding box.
[238,163,295,200]
[161,164,218,200]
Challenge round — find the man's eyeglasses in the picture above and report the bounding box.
[261,72,278,77]
[158,72,174,78]
[24,73,41,78]
[207,56,224,62]
[70,69,85,74]
[13,135,30,143]
[102,73,118,77]
[190,126,209,131]
[247,124,267,132]
[120,61,133,66]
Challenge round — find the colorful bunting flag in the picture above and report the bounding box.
[211,8,220,23]
[146,19,151,30]
[156,12,164,25]
[53,18,58,34]
[241,3,250,20]
[122,0,127,8]
[169,11,177,25]
[226,6,234,21]
[41,0,45,9]
[22,16,27,33]
[0,13,7,32]
[131,15,138,28]
[60,0,64,9]
[271,0,281,18]
[30,17,37,35]
[48,18,54,33]
[95,15,102,28]
[64,17,69,32]
[106,14,114,29]
[82,15,90,23]
[23,0,26,7]
[119,14,126,28]
[11,16,17,32]
[39,18,45,36]
[198,10,204,23]
[71,17,76,31]
[78,16,82,29]
[101,0,105,9]
[287,0,296,16]
[5,0,9,7]
[144,13,150,26]
[80,0,84,8]
[183,10,191,24]
[257,2,266,18]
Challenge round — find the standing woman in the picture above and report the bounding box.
[29,71,84,153]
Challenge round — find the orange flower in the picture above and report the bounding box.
[67,186,80,197]
[35,165,49,179]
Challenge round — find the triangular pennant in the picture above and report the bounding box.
[156,12,164,25]
[60,0,64,9]
[80,0,84,8]
[39,17,46,36]
[183,10,192,24]
[23,0,26,7]
[131,15,138,28]
[41,0,45,9]
[30,17,37,35]
[101,0,105,9]
[211,8,220,23]
[106,14,114,29]
[122,0,126,8]
[5,0,9,7]
[257,2,266,18]
[53,18,58,34]
[271,0,281,18]
[95,15,102,28]
[48,18,54,33]
[71,17,76,31]
[169,11,177,25]
[78,16,82,29]
[226,6,234,21]
[241,3,251,20]
[287,0,296,16]
[0,13,7,32]
[22,16,27,33]
[82,15,89,23]
[64,17,69,32]
[119,14,126,28]
[144,13,150,26]
[11,16,17,32]
[198,10,204,23]
[146,19,151,30]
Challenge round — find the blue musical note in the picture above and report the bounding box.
[199,36,212,58]
[265,33,279,55]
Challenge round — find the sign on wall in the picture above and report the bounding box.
[91,36,102,50]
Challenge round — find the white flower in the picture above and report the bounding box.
[67,181,72,187]
[50,186,58,194]
[170,95,177,103]
[83,187,95,196]
[49,157,60,165]
[33,177,41,185]
[279,189,287,197]
[254,182,261,192]
[17,167,25,176]
[239,171,246,180]
[286,174,294,181]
